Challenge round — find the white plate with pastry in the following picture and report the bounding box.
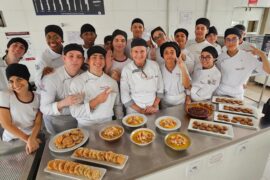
[71,147,128,170]
[49,128,89,153]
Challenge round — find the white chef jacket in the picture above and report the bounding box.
[120,60,164,114]
[182,48,195,75]
[35,48,64,92]
[0,59,8,91]
[213,43,222,55]
[69,71,123,127]
[215,50,265,99]
[191,65,221,101]
[0,91,39,142]
[111,58,132,73]
[160,64,186,108]
[187,40,213,72]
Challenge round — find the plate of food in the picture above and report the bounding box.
[45,159,106,180]
[188,119,234,139]
[218,104,258,118]
[99,125,124,142]
[155,116,181,131]
[213,112,258,130]
[186,102,214,119]
[212,96,244,106]
[122,113,147,127]
[130,128,155,146]
[71,147,128,170]
[49,128,89,153]
[164,132,191,151]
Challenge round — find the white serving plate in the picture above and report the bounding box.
[212,96,244,105]
[71,148,128,170]
[218,104,258,118]
[44,160,106,180]
[122,113,147,127]
[188,119,234,139]
[155,116,181,131]
[49,128,89,153]
[213,111,258,130]
[130,128,156,146]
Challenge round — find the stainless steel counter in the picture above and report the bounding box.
[35,105,270,180]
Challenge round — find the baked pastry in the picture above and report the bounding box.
[54,129,84,149]
[47,159,101,180]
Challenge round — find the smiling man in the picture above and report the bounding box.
[80,23,97,62]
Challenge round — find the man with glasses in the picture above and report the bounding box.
[149,26,167,66]
[187,18,212,73]
[121,38,164,114]
[190,46,221,101]
[216,28,270,99]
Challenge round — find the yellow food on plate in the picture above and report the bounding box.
[54,128,84,149]
[100,126,124,140]
[131,130,154,145]
[126,115,144,125]
[165,133,190,150]
[46,159,101,180]
[159,118,177,129]
[74,147,126,165]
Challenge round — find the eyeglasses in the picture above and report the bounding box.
[199,55,213,61]
[225,37,239,43]
[153,33,164,42]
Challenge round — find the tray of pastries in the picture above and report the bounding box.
[45,159,106,180]
[212,96,244,105]
[122,113,147,127]
[71,147,128,169]
[99,125,124,141]
[155,116,181,132]
[164,132,191,151]
[130,128,155,146]
[214,112,258,130]
[49,128,89,153]
[188,119,234,139]
[218,104,258,118]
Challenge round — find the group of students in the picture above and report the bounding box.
[0,17,270,154]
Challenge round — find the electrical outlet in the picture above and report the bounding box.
[186,160,202,177]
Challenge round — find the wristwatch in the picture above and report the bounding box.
[185,89,191,96]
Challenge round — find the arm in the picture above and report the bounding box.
[178,55,191,89]
[251,46,270,74]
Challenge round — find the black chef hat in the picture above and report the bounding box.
[63,43,84,56]
[206,26,218,36]
[112,29,127,41]
[201,46,218,59]
[87,45,106,59]
[80,23,96,35]
[7,37,28,54]
[233,24,246,32]
[174,28,189,38]
[131,18,144,27]
[131,38,147,48]
[151,26,165,40]
[104,35,112,44]
[6,63,30,81]
[196,18,210,29]
[160,41,181,58]
[45,25,63,40]
[224,28,241,39]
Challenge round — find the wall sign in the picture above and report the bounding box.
[33,0,105,15]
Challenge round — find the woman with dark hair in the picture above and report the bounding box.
[0,37,28,91]
[0,64,42,154]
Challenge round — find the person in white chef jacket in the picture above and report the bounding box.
[125,18,145,59]
[216,28,270,99]
[190,46,221,101]
[174,28,195,75]
[69,46,123,128]
[0,64,42,154]
[159,41,191,108]
[187,18,212,73]
[206,26,222,55]
[0,37,28,91]
[35,25,64,92]
[149,26,167,66]
[40,44,85,135]
[105,29,132,82]
[121,38,164,114]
